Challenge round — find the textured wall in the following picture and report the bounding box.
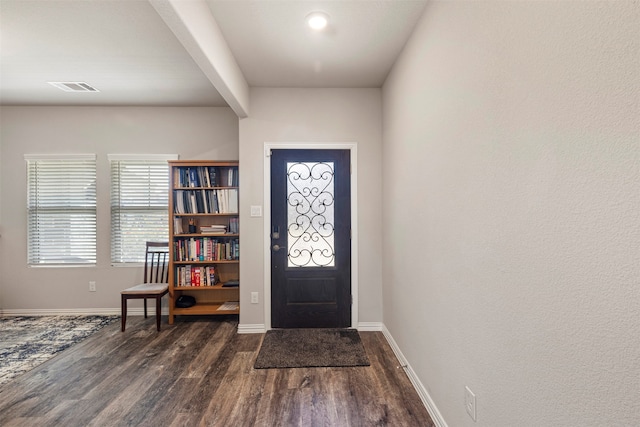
[0,106,238,311]
[382,1,639,426]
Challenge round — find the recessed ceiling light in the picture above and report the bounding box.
[48,82,99,92]
[306,12,328,30]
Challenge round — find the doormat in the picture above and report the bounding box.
[254,328,370,369]
[0,315,118,387]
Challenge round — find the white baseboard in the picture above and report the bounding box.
[381,324,448,427]
[0,308,164,316]
[357,321,383,331]
[237,323,266,334]
[237,323,382,334]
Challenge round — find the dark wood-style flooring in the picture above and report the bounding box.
[0,316,435,426]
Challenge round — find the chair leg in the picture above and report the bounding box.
[121,295,127,332]
[156,296,162,332]
[143,298,148,318]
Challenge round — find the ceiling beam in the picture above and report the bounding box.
[150,0,249,117]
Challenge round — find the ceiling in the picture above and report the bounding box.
[0,0,428,108]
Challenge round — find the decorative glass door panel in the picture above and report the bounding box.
[286,162,335,268]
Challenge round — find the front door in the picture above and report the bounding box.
[270,149,351,328]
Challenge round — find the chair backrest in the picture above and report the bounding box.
[144,242,169,284]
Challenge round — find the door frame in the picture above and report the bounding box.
[263,142,358,330]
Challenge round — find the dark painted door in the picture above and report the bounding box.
[271,149,351,328]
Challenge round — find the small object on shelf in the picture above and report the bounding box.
[200,224,227,235]
[188,218,197,234]
[175,295,196,308]
[217,301,239,311]
[223,280,239,288]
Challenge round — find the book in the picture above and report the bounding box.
[229,217,239,234]
[188,168,199,187]
[173,217,183,234]
[228,189,238,213]
[200,225,227,235]
[208,167,217,187]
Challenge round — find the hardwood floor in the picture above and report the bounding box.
[0,316,435,427]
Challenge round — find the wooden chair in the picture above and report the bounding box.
[121,242,169,332]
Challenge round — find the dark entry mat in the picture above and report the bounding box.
[254,328,370,369]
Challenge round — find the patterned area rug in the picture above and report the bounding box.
[254,328,370,369]
[0,315,117,387]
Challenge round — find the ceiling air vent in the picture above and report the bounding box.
[48,82,99,92]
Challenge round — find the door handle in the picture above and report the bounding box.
[272,244,282,252]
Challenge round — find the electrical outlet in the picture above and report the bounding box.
[89,281,96,292]
[465,386,476,421]
[251,292,259,304]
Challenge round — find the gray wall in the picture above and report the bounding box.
[0,106,238,312]
[238,87,383,328]
[382,1,639,426]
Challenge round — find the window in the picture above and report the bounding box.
[26,154,97,265]
[110,155,177,264]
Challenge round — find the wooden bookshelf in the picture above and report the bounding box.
[168,160,239,324]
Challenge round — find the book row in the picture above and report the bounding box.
[174,265,217,287]
[173,217,239,235]
[174,189,238,214]
[174,237,239,261]
[174,166,239,188]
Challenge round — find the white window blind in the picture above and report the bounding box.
[26,154,97,265]
[110,155,176,263]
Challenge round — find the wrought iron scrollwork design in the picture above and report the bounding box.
[287,162,335,267]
